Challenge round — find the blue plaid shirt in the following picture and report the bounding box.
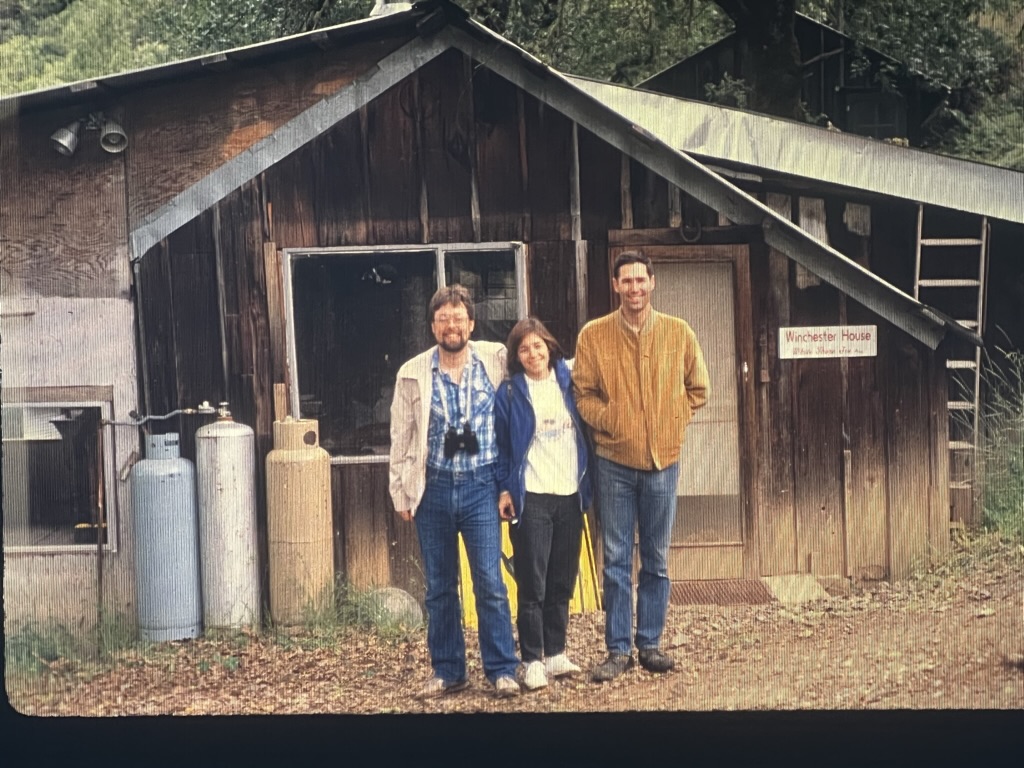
[426,347,498,471]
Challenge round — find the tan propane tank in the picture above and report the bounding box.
[266,417,333,625]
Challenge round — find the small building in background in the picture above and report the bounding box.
[639,12,950,146]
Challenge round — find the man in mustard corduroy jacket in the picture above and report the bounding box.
[572,250,709,682]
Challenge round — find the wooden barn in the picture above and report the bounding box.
[638,12,950,146]
[3,0,1019,630]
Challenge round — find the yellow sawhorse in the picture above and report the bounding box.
[458,515,601,630]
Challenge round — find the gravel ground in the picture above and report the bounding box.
[7,537,1022,718]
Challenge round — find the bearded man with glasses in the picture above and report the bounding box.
[389,284,521,700]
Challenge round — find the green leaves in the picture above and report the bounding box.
[0,0,171,95]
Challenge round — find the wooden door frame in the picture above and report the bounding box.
[607,232,760,579]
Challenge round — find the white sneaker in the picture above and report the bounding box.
[544,653,581,677]
[522,660,549,690]
[494,675,521,697]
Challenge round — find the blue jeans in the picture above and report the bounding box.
[415,464,519,684]
[596,455,679,655]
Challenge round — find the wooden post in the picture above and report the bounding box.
[273,383,289,422]
[413,72,431,244]
[620,153,633,229]
[262,242,287,385]
[517,90,530,242]
[842,449,853,578]
[668,185,683,229]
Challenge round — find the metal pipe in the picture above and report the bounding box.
[101,401,218,428]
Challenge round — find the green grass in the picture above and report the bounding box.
[269,578,423,649]
[978,350,1024,542]
[4,620,80,676]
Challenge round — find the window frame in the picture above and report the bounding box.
[281,242,528,465]
[2,398,118,555]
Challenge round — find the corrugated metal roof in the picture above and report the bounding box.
[566,76,1024,225]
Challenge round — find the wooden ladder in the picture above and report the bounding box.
[913,205,989,512]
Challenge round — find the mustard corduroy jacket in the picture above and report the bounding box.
[572,309,709,470]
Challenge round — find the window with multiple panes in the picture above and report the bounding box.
[2,400,116,551]
[283,243,526,460]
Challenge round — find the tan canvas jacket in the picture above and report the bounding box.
[388,340,507,516]
[572,309,709,471]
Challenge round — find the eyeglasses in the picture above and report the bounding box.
[434,314,470,327]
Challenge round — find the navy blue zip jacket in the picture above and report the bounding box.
[495,357,593,519]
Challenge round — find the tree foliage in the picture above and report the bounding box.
[460,1,731,83]
[0,0,1019,168]
[149,0,373,59]
[0,0,170,94]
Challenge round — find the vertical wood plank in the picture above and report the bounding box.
[620,153,634,230]
[136,240,180,420]
[577,126,621,241]
[263,243,287,385]
[733,246,761,578]
[828,198,887,578]
[166,212,224,415]
[416,51,475,245]
[473,68,524,242]
[262,143,319,250]
[669,185,683,229]
[311,113,371,248]
[517,89,531,242]
[338,464,391,589]
[529,241,579,356]
[570,122,582,243]
[524,95,572,241]
[756,194,797,576]
[929,342,951,560]
[883,330,932,579]
[366,82,420,245]
[790,283,845,577]
[630,160,668,230]
[385,488,425,604]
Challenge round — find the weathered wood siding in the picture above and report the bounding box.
[0,17,1003,634]
[122,37,408,232]
[135,50,592,596]
[1,109,130,299]
[742,192,950,580]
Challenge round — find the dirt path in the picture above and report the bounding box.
[7,539,1022,716]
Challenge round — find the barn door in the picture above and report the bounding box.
[608,241,757,580]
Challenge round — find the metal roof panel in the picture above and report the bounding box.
[567,77,1024,225]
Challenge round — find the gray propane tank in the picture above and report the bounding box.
[130,433,202,642]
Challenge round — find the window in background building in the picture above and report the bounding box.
[285,243,525,460]
[2,401,114,550]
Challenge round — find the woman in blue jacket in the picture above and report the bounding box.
[496,317,593,691]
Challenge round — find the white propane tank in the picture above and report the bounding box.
[195,403,260,630]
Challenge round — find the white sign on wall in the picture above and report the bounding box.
[779,325,877,359]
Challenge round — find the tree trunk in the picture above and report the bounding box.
[712,0,803,120]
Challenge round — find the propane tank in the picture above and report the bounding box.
[266,418,333,625]
[130,433,202,642]
[195,403,260,629]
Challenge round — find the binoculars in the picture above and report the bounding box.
[443,422,480,459]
